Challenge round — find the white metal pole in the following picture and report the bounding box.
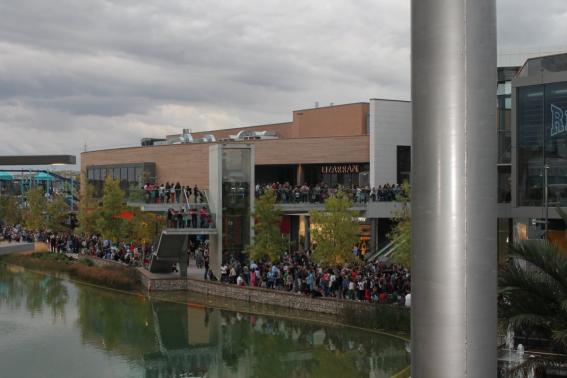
[411,0,497,376]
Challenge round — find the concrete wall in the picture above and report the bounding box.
[369,99,412,188]
[139,272,389,316]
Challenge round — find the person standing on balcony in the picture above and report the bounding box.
[199,206,208,228]
[159,183,165,203]
[193,185,200,203]
[175,182,181,203]
[165,182,171,203]
[190,207,197,228]
[182,208,189,228]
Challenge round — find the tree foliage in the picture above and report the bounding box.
[46,194,70,232]
[76,182,100,236]
[387,181,411,267]
[310,191,359,266]
[128,183,145,203]
[122,209,161,244]
[248,189,287,262]
[499,240,567,374]
[95,176,126,242]
[0,196,22,225]
[23,187,46,230]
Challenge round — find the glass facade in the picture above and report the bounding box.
[221,148,252,264]
[303,163,369,188]
[86,163,155,198]
[396,146,411,184]
[255,165,296,185]
[517,81,567,206]
[497,82,512,164]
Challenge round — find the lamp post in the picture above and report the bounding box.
[544,165,550,239]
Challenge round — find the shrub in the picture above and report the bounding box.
[78,258,94,267]
[1,253,139,291]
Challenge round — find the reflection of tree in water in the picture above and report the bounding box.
[0,264,68,320]
[75,286,156,358]
[0,265,408,377]
[217,310,409,378]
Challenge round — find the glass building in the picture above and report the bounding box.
[515,54,567,207]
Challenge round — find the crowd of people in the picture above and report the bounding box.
[217,250,411,306]
[142,183,205,204]
[255,182,405,204]
[2,223,410,306]
[1,225,152,267]
[166,206,212,229]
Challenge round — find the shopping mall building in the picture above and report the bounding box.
[81,52,567,263]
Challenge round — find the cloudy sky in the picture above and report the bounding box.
[0,0,566,167]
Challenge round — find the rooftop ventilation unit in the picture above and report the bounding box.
[230,130,278,141]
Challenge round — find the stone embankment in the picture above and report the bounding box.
[138,270,401,316]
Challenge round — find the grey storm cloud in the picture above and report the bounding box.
[0,0,565,162]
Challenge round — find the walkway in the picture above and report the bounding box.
[0,242,35,256]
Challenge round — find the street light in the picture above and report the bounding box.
[544,165,550,239]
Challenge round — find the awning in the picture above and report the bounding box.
[0,171,13,181]
[34,172,54,181]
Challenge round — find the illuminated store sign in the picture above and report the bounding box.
[321,164,360,174]
[551,104,567,137]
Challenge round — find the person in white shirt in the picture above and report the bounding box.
[405,293,411,308]
[236,275,245,286]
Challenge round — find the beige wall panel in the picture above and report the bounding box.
[82,135,369,189]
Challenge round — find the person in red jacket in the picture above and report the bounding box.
[199,207,208,228]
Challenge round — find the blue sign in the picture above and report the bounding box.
[551,104,566,137]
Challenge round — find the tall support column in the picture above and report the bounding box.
[296,164,304,186]
[411,1,496,377]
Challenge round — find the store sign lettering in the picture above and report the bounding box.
[321,164,360,174]
[551,104,567,137]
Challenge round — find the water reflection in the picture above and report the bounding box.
[0,264,68,320]
[0,264,409,378]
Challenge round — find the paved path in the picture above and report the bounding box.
[0,242,35,256]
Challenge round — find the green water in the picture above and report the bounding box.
[0,264,409,378]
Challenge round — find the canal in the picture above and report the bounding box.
[0,264,409,377]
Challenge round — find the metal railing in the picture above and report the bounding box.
[256,186,406,204]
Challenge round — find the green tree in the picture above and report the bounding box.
[127,183,145,203]
[23,187,46,230]
[46,194,69,233]
[0,196,22,225]
[387,181,411,267]
[121,208,160,245]
[499,240,567,375]
[309,191,359,266]
[76,182,100,236]
[248,189,287,262]
[95,176,126,242]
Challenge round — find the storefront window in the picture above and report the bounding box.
[498,166,511,203]
[86,163,155,198]
[397,146,411,184]
[303,163,369,188]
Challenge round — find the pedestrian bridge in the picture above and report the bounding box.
[162,228,217,236]
[148,227,216,275]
